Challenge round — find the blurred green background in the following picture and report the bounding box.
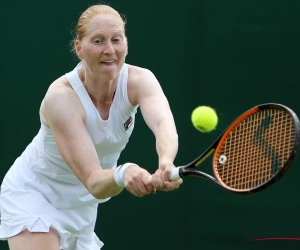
[1,0,300,249]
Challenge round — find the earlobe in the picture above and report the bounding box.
[75,40,83,59]
[78,51,83,59]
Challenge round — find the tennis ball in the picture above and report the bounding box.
[191,106,218,132]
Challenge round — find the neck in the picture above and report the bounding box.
[79,69,117,104]
[86,87,116,104]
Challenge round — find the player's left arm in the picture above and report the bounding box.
[129,67,182,190]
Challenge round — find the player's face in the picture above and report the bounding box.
[76,14,128,81]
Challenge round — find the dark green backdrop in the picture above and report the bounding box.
[1,0,300,249]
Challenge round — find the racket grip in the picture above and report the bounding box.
[170,167,181,180]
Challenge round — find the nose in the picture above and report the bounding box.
[103,41,115,54]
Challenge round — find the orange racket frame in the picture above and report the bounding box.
[170,103,300,194]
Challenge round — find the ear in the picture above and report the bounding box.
[125,37,129,56]
[75,39,84,59]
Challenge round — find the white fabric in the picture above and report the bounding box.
[114,163,138,187]
[0,62,139,249]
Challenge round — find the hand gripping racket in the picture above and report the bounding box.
[170,103,300,194]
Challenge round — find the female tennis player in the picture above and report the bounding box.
[0,4,182,250]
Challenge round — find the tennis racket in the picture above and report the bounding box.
[170,103,300,194]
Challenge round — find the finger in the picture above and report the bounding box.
[126,180,145,197]
[148,178,157,194]
[126,186,142,197]
[151,173,168,190]
[143,175,156,193]
[148,176,157,194]
[151,173,160,187]
[163,179,183,190]
[135,177,153,196]
[162,168,172,181]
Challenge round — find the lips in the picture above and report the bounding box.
[100,60,116,63]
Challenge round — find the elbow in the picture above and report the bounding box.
[92,193,110,200]
[88,183,109,200]
[88,182,123,200]
[90,188,123,200]
[90,189,109,200]
[85,169,123,199]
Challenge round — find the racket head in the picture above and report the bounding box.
[212,103,300,194]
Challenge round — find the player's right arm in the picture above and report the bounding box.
[40,76,154,199]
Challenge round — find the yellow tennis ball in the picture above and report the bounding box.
[191,106,218,132]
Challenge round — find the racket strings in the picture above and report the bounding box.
[215,109,295,190]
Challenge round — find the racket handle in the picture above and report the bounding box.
[170,167,181,180]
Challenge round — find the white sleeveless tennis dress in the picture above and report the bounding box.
[0,62,138,249]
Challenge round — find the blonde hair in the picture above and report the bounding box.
[70,4,127,56]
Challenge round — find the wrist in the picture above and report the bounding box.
[114,163,137,187]
[159,157,174,165]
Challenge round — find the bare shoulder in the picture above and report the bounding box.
[127,64,157,85]
[40,75,86,127]
[46,75,75,97]
[126,65,157,105]
[42,75,77,110]
[126,64,164,106]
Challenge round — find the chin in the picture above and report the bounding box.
[100,64,122,76]
[101,70,118,80]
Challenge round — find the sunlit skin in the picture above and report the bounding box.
[75,14,128,102]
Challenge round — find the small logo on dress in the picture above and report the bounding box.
[124,116,133,131]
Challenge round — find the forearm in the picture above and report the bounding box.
[87,169,123,199]
[155,120,179,164]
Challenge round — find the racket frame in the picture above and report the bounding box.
[175,103,300,194]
